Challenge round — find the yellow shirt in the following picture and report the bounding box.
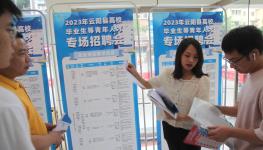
[0,75,48,135]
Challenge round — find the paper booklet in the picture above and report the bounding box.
[184,97,233,149]
[184,125,222,149]
[147,88,178,119]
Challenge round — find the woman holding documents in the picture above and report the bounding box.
[127,38,209,150]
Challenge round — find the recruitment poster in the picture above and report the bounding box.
[53,8,141,150]
[16,16,52,123]
[152,12,223,150]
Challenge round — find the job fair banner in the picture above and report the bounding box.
[16,16,52,124]
[152,11,224,150]
[53,8,140,150]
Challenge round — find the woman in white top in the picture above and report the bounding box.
[127,38,210,150]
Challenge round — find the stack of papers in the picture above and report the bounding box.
[147,88,178,119]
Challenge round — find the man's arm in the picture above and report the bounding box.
[216,105,238,117]
[230,128,263,144]
[32,131,64,150]
[208,126,263,144]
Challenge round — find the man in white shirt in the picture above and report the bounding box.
[0,87,35,150]
[0,1,35,150]
[208,26,263,150]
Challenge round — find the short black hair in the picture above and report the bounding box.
[222,25,263,56]
[16,32,23,39]
[173,38,207,79]
[0,0,22,18]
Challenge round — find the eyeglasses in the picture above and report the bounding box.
[223,55,245,67]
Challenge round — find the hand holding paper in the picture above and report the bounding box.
[184,125,222,149]
[46,123,56,131]
[207,126,232,142]
[53,114,72,132]
[184,97,232,149]
[176,114,193,122]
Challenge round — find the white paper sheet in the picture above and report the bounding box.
[188,97,232,128]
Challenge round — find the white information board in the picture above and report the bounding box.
[62,52,138,150]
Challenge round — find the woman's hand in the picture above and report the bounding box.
[164,111,174,120]
[125,62,152,89]
[164,112,193,122]
[126,63,138,76]
[176,114,193,121]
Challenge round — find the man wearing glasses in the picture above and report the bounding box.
[208,25,263,150]
[0,1,35,150]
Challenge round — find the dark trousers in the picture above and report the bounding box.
[162,121,201,150]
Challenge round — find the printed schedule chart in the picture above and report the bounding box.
[62,53,138,150]
[53,9,140,150]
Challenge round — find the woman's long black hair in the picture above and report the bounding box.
[173,38,208,79]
